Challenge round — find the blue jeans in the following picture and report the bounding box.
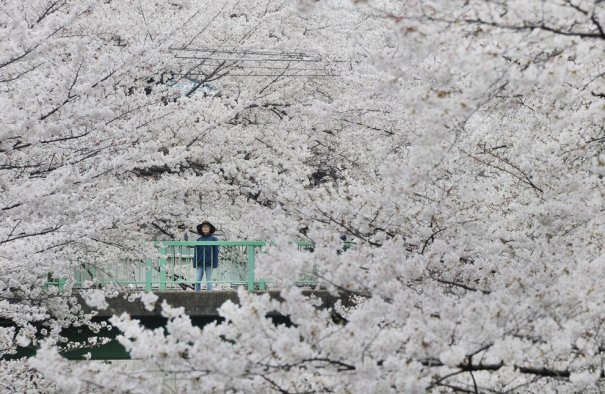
[195,265,213,292]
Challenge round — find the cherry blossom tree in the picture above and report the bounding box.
[4,0,605,392]
[1,0,393,390]
[0,0,203,388]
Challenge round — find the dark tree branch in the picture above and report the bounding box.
[0,44,42,70]
[40,130,91,144]
[342,119,394,136]
[259,374,291,394]
[313,205,382,246]
[462,145,544,194]
[151,222,175,239]
[428,16,605,39]
[0,62,43,83]
[1,225,63,245]
[2,203,23,211]
[36,0,66,24]
[40,62,82,121]
[431,276,492,295]
[420,225,447,254]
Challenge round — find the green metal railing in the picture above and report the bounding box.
[45,240,352,292]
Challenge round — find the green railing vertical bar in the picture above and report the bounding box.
[159,246,167,291]
[145,259,152,291]
[74,260,80,286]
[247,245,255,291]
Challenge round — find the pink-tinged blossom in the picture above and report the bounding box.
[3,0,605,392]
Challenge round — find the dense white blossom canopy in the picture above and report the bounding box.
[1,0,604,392]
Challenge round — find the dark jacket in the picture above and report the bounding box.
[193,234,219,268]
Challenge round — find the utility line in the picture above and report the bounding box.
[174,56,323,62]
[173,65,331,71]
[171,47,313,58]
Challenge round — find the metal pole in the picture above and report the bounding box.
[247,245,255,291]
[145,259,152,291]
[159,246,167,291]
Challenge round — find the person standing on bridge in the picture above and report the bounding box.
[193,221,219,292]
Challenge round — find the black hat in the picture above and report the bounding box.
[197,221,216,235]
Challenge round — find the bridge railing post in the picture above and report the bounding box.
[159,246,167,291]
[247,245,255,291]
[145,259,153,291]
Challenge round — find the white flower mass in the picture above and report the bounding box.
[82,289,109,310]
[1,0,605,392]
[140,292,159,312]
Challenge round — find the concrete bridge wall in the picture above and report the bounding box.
[90,290,352,318]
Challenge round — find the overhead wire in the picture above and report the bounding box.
[170,47,344,80]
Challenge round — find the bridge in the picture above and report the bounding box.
[20,241,355,360]
[45,240,352,291]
